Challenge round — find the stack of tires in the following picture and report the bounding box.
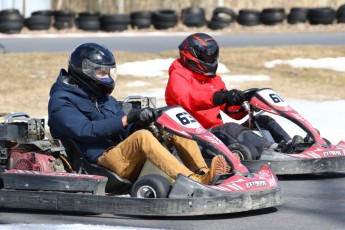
[25,10,52,31]
[75,11,100,31]
[0,9,24,34]
[181,7,206,27]
[260,8,286,25]
[287,8,309,24]
[308,7,336,25]
[100,14,130,32]
[130,11,152,29]
[337,4,345,22]
[208,7,237,30]
[53,10,75,30]
[237,9,260,26]
[152,9,178,30]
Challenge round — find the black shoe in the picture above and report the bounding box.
[278,135,304,153]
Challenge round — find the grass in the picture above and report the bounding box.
[0,45,344,117]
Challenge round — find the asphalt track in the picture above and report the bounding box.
[0,32,345,53]
[0,32,345,229]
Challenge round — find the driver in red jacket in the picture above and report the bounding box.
[165,33,301,160]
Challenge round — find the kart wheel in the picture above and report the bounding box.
[228,143,253,160]
[131,174,171,198]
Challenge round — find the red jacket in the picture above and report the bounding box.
[165,59,226,129]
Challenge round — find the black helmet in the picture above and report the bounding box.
[178,33,219,77]
[68,43,117,97]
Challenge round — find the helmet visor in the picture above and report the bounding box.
[191,44,219,64]
[82,59,117,81]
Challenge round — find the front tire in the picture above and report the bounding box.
[228,142,253,160]
[131,174,171,198]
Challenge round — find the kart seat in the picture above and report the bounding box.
[61,138,132,194]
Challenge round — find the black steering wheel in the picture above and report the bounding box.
[224,88,259,115]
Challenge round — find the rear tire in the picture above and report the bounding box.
[228,142,253,160]
[131,174,171,198]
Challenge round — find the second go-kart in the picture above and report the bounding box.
[0,97,282,217]
[225,88,345,175]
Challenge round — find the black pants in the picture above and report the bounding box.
[211,115,291,159]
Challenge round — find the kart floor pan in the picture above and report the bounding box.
[242,157,345,175]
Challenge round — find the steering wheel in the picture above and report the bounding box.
[224,88,259,115]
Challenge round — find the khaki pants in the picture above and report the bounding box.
[97,130,207,181]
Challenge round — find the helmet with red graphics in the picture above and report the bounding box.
[178,33,219,77]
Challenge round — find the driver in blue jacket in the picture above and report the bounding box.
[48,42,230,185]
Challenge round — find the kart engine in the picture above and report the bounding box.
[8,149,64,172]
[0,115,66,172]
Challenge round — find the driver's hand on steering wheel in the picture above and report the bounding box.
[213,89,245,106]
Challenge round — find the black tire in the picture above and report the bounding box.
[131,18,151,29]
[288,7,309,24]
[0,13,24,22]
[100,14,130,24]
[228,143,253,160]
[130,11,152,29]
[207,20,229,30]
[212,7,237,23]
[237,9,261,26]
[130,11,152,19]
[182,7,206,27]
[54,10,75,17]
[261,8,286,25]
[0,9,20,16]
[152,9,178,29]
[31,10,53,17]
[0,21,24,34]
[53,10,75,30]
[131,174,171,198]
[75,18,100,31]
[77,11,100,20]
[25,15,51,30]
[100,14,130,32]
[308,7,336,25]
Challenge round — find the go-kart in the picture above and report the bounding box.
[225,88,345,175]
[0,97,282,217]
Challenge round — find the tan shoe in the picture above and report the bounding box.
[209,155,231,180]
[189,155,231,185]
[189,173,212,185]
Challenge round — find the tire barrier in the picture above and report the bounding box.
[25,10,52,31]
[0,9,24,34]
[53,10,75,30]
[130,11,152,29]
[287,7,309,24]
[75,11,100,31]
[0,5,344,34]
[237,9,261,26]
[208,7,237,30]
[100,14,130,32]
[181,7,206,27]
[152,9,178,30]
[261,8,286,25]
[308,7,336,25]
[337,4,345,22]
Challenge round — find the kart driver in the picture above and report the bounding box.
[165,33,302,160]
[48,42,230,185]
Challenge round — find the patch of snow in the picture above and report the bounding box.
[264,57,345,72]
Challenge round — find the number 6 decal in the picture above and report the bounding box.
[176,112,196,125]
[269,93,284,103]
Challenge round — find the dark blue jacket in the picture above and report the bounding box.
[48,69,130,163]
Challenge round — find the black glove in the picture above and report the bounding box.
[127,107,155,126]
[213,89,245,106]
